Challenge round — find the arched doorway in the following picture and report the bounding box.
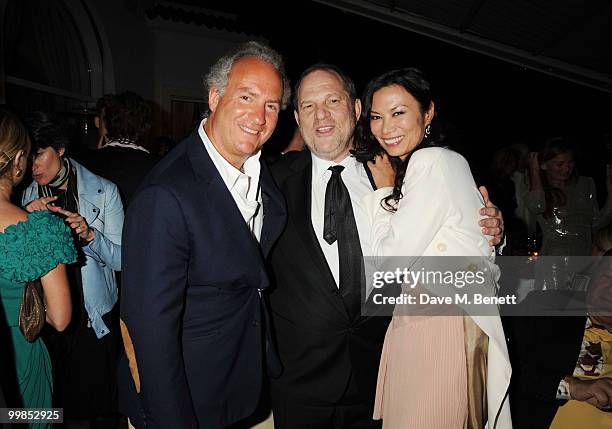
[1,0,114,150]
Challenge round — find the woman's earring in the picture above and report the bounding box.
[15,168,22,177]
[424,124,431,139]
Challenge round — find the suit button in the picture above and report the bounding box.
[252,320,259,327]
[93,208,98,213]
[332,289,339,296]
[348,327,355,334]
[437,242,447,252]
[97,189,102,194]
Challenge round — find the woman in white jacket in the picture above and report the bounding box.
[353,68,512,429]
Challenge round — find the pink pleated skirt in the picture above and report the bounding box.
[373,315,468,429]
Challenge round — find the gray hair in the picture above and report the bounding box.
[204,41,291,109]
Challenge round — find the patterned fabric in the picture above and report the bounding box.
[0,210,77,428]
[557,318,612,382]
[103,138,149,153]
[37,159,79,218]
[574,318,608,377]
[551,318,612,428]
[0,210,77,283]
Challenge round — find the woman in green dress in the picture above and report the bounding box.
[0,110,75,428]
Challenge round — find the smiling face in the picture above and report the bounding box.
[294,69,361,162]
[542,151,574,183]
[205,56,283,169]
[32,146,64,186]
[369,84,434,160]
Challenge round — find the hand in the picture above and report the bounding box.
[567,377,612,409]
[528,152,540,173]
[367,154,395,189]
[24,196,58,212]
[47,205,95,242]
[478,186,504,246]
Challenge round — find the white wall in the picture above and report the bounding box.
[149,19,261,136]
[84,2,268,138]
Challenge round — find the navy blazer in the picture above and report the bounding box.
[119,128,286,429]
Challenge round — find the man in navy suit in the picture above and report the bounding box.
[119,41,290,429]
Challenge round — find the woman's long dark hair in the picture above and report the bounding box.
[352,67,444,211]
[538,137,577,219]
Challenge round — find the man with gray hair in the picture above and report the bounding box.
[118,41,289,429]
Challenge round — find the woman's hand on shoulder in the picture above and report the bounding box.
[24,196,58,213]
[368,153,395,189]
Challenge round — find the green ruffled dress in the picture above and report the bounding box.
[0,211,76,428]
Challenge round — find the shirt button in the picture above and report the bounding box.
[437,242,447,252]
[252,320,259,327]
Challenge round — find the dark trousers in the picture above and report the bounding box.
[511,397,560,429]
[271,374,381,429]
[45,306,120,422]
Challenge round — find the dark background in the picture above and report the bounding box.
[194,0,611,184]
[5,0,611,185]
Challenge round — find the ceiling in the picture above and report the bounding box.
[314,0,612,93]
[152,0,612,93]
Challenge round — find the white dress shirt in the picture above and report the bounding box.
[311,152,375,287]
[198,119,263,241]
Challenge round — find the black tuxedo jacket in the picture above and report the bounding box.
[267,150,391,405]
[118,129,286,429]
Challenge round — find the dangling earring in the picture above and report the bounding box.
[424,124,431,139]
[15,168,22,177]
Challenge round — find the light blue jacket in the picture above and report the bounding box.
[22,159,123,338]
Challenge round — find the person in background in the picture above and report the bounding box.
[510,142,538,252]
[21,111,123,429]
[87,92,157,206]
[281,126,306,154]
[486,146,529,255]
[510,224,612,429]
[0,110,74,428]
[94,94,116,150]
[526,137,612,257]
